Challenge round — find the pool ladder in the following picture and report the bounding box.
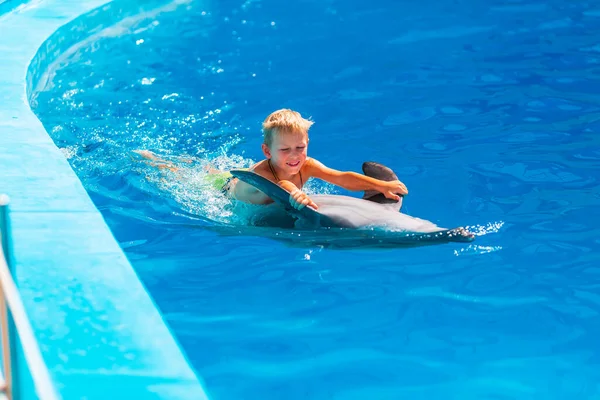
[0,196,58,400]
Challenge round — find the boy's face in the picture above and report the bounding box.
[262,129,308,175]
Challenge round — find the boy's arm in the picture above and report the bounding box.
[231,179,273,205]
[233,178,318,210]
[305,158,408,200]
[277,180,319,210]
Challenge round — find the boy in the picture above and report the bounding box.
[135,109,408,210]
[225,108,408,210]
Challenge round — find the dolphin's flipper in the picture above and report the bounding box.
[361,161,403,211]
[230,169,293,208]
[230,169,333,227]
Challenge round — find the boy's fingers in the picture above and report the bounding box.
[288,190,318,210]
[297,197,310,210]
[387,192,401,201]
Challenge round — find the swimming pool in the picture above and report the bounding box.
[32,0,600,398]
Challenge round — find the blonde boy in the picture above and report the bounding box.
[230,109,408,210]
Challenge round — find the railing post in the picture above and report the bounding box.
[0,195,19,400]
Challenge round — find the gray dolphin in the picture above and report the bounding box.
[229,162,474,245]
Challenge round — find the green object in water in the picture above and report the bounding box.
[204,171,233,190]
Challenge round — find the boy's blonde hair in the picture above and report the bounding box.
[262,109,314,146]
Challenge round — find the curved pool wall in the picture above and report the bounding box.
[0,0,209,399]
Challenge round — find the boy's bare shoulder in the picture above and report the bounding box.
[303,157,326,174]
[306,157,322,166]
[249,160,273,181]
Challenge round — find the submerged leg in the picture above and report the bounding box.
[132,150,179,172]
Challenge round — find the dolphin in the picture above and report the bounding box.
[228,162,475,246]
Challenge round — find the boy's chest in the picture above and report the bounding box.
[256,164,306,189]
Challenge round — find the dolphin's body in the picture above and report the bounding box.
[229,162,474,246]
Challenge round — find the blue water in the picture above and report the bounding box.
[32,0,600,398]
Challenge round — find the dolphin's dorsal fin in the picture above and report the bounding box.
[361,161,403,212]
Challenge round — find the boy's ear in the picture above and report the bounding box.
[261,143,271,159]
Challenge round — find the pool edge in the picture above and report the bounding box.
[0,1,210,399]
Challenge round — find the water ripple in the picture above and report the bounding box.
[29,0,600,398]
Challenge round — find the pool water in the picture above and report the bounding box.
[32,0,600,398]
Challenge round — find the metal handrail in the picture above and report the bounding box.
[0,196,59,400]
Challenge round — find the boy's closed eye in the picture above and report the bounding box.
[280,147,305,151]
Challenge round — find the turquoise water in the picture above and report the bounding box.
[32,0,600,398]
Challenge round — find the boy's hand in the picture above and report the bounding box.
[289,189,318,210]
[381,180,408,201]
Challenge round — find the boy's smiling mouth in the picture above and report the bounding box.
[287,161,301,167]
